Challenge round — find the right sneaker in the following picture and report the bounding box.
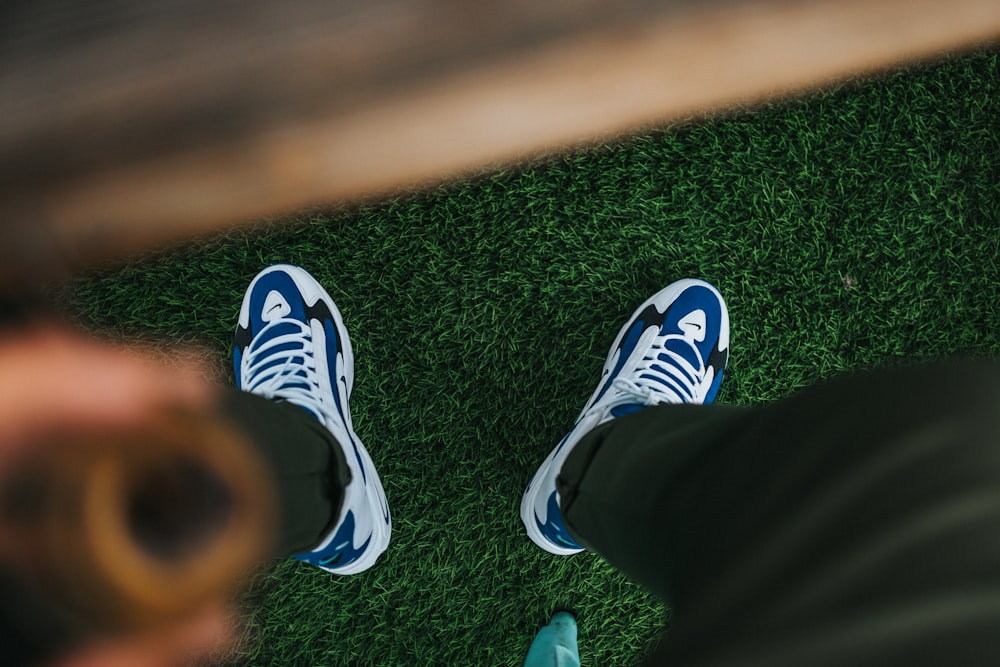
[234,264,391,575]
[520,279,729,555]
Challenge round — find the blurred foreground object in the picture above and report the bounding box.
[2,0,1000,280]
[0,406,275,665]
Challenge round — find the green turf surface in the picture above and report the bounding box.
[57,47,999,665]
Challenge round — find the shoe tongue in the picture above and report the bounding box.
[610,403,647,418]
[250,320,312,379]
[678,308,707,342]
[261,290,292,322]
[660,336,701,370]
[252,321,303,351]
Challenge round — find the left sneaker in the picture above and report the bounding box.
[234,264,390,575]
[521,279,729,555]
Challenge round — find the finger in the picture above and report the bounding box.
[0,326,214,458]
[53,604,238,667]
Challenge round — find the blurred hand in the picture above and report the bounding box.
[0,324,235,667]
[54,603,237,667]
[0,325,210,464]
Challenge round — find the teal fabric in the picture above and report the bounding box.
[523,612,581,667]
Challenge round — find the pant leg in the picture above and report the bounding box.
[217,388,349,557]
[557,361,1000,666]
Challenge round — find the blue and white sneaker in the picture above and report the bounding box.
[234,264,390,575]
[521,279,729,555]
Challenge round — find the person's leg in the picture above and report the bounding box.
[521,279,729,555]
[556,402,749,602]
[557,362,1000,666]
[216,388,348,556]
[231,264,391,574]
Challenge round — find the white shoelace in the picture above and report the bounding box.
[240,318,341,426]
[597,332,707,413]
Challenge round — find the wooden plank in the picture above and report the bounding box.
[1,0,999,280]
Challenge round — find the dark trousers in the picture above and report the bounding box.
[218,390,348,557]
[558,361,1000,665]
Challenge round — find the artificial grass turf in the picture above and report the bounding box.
[55,47,1000,665]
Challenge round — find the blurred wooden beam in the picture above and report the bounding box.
[1,0,999,279]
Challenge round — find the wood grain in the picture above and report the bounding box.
[1,0,998,279]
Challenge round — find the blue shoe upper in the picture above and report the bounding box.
[596,283,728,416]
[234,270,349,424]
